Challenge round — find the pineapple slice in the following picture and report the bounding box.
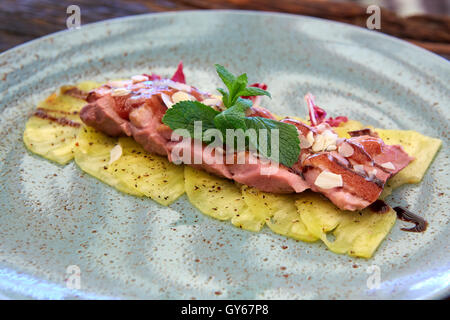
[376,129,442,198]
[74,126,185,204]
[23,112,80,165]
[296,192,396,258]
[111,137,185,205]
[184,166,247,221]
[241,186,318,240]
[23,82,100,164]
[74,126,141,196]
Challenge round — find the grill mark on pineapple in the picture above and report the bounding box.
[33,109,81,128]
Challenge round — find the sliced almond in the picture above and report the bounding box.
[131,75,149,83]
[111,87,131,96]
[311,134,326,152]
[201,98,221,106]
[306,131,314,145]
[314,171,343,189]
[167,81,191,92]
[108,144,123,164]
[338,142,354,157]
[107,80,131,88]
[368,168,377,178]
[171,91,196,104]
[380,162,395,170]
[160,93,173,108]
[300,131,315,149]
[312,130,337,152]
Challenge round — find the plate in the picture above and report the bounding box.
[0,10,448,299]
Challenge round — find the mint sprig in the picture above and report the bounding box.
[162,64,300,167]
[215,64,271,108]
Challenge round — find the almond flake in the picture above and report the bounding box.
[171,91,195,104]
[167,81,191,92]
[338,142,354,157]
[380,162,395,170]
[109,144,122,164]
[312,130,337,152]
[314,171,343,189]
[111,87,131,96]
[131,75,149,83]
[160,93,173,108]
[108,80,131,88]
[201,98,221,106]
[300,132,314,148]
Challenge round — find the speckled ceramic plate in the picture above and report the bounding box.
[0,10,449,300]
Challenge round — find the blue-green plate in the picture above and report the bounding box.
[0,10,448,299]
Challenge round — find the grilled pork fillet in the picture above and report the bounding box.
[80,75,413,210]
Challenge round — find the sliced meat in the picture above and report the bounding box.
[227,152,309,193]
[302,153,383,210]
[80,95,132,137]
[167,138,233,179]
[348,135,414,175]
[79,75,414,211]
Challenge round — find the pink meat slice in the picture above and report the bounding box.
[227,152,309,193]
[79,77,413,210]
[282,117,413,210]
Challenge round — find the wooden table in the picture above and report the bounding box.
[1,0,449,58]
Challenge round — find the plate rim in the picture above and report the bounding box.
[0,9,448,300]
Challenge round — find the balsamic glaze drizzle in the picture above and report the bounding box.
[369,200,390,214]
[394,206,428,233]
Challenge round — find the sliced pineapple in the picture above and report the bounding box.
[296,192,396,258]
[376,129,442,198]
[74,126,185,204]
[23,82,99,164]
[23,115,80,165]
[74,126,141,196]
[241,186,318,240]
[110,137,185,205]
[184,166,247,221]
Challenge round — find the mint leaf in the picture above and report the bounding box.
[238,86,271,99]
[244,117,300,167]
[228,73,248,106]
[217,88,229,108]
[162,101,220,142]
[213,98,251,134]
[215,64,235,92]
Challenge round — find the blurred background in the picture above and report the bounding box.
[0,0,449,58]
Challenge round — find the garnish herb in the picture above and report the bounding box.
[162,64,300,167]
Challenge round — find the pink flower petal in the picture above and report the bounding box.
[170,61,186,84]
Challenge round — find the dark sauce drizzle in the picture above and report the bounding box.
[369,200,390,214]
[394,206,428,233]
[33,109,81,128]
